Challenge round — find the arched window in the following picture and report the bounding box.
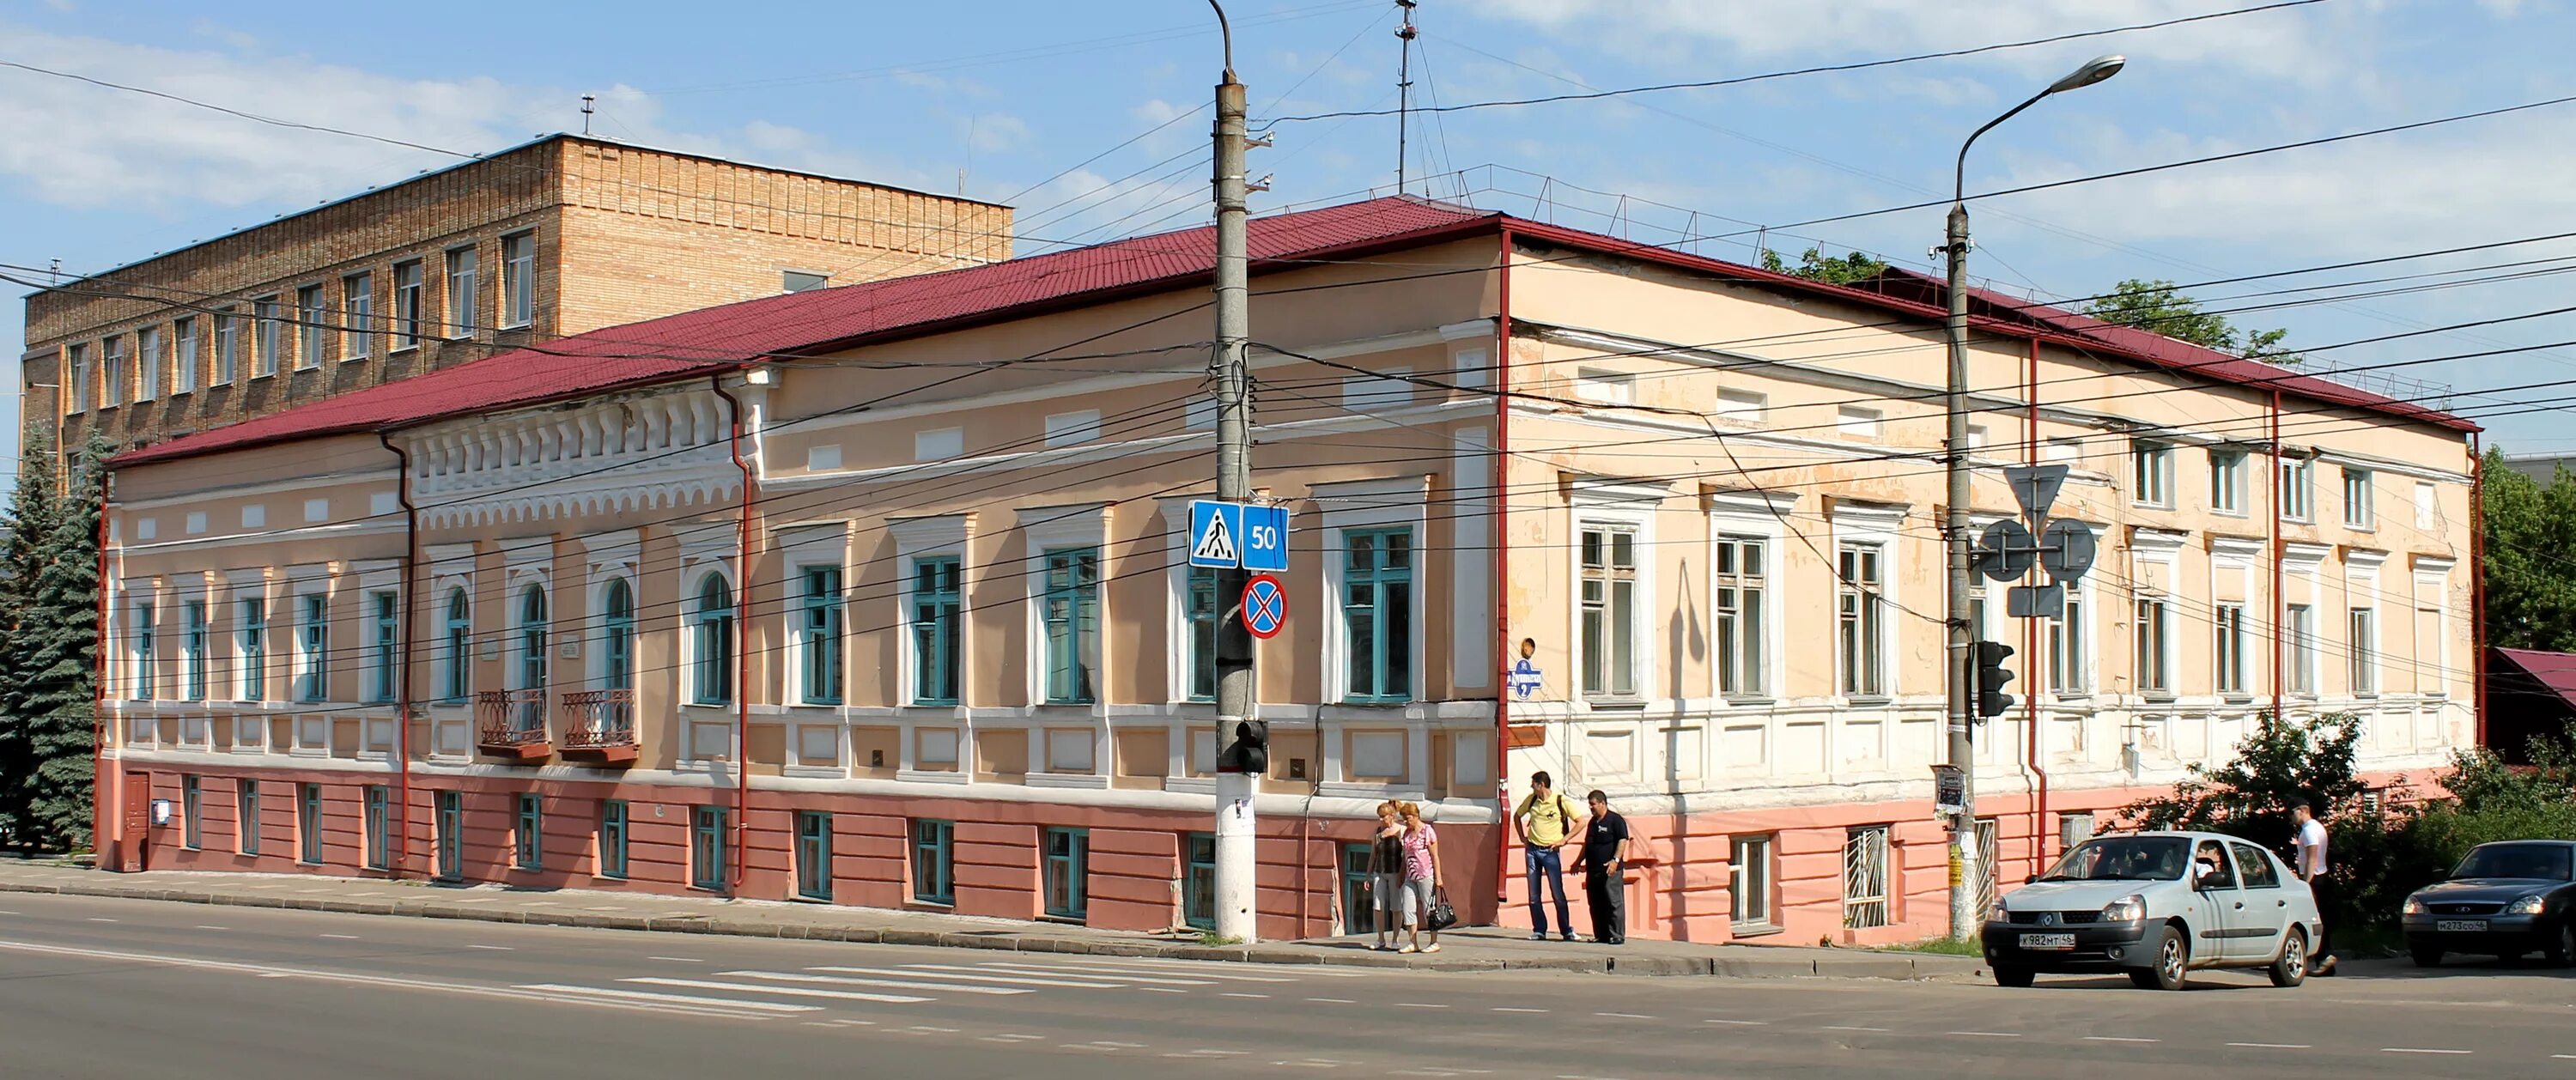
[440,587,471,701]
[519,584,549,692]
[692,573,733,705]
[602,578,635,690]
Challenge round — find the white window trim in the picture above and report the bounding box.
[2342,467,2377,531]
[1315,477,1431,705]
[2050,566,2100,700]
[2413,558,2454,698]
[890,514,971,709]
[500,230,537,330]
[288,563,332,704]
[2128,528,2185,701]
[1829,501,1907,701]
[223,568,274,705]
[677,534,738,714]
[2209,448,2249,518]
[777,523,852,707]
[1570,481,1664,708]
[121,579,160,703]
[2209,536,2263,701]
[1022,504,1109,710]
[1160,501,1216,706]
[574,531,641,690]
[2279,454,2316,524]
[1707,490,1792,702]
[2131,440,2174,509]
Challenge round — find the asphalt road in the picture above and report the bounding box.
[3,892,2572,1079]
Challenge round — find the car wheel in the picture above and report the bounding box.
[1993,966,2034,988]
[2410,945,2443,968]
[2267,927,2309,987]
[2129,925,2188,991]
[2549,923,2576,968]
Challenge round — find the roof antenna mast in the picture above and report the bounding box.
[580,94,596,137]
[1394,0,1418,195]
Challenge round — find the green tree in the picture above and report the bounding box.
[2082,278,2301,366]
[0,433,106,852]
[1759,246,1887,286]
[2481,448,2576,652]
[0,435,64,849]
[2122,712,2367,851]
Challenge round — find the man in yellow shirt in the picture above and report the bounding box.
[1514,771,1585,941]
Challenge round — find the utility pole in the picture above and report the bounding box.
[1209,1,1262,944]
[1394,0,1417,194]
[1940,53,2124,941]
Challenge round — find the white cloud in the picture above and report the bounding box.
[968,112,1033,154]
[0,22,913,215]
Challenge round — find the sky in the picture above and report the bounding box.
[7,0,2576,490]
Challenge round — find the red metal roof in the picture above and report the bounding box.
[115,194,2472,466]
[2495,647,2576,700]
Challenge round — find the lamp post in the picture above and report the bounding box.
[1941,54,2124,942]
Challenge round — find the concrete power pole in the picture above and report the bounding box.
[1941,199,1978,943]
[1209,1,1262,944]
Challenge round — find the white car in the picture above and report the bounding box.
[1984,830,2323,990]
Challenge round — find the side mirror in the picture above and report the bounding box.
[2024,875,2038,885]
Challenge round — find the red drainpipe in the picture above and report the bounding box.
[380,433,419,878]
[1492,226,1515,906]
[2470,432,2486,749]
[2021,337,2048,877]
[710,376,756,893]
[2270,391,2285,721]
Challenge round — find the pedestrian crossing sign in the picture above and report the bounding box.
[1188,501,1242,568]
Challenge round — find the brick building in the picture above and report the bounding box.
[21,133,1011,462]
[93,196,2478,943]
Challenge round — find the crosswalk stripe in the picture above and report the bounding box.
[945,962,1220,986]
[519,983,819,1013]
[1052,956,1364,980]
[1038,959,1298,983]
[723,970,1032,997]
[811,966,1126,989]
[623,977,930,1004]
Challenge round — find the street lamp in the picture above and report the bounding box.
[1939,54,2124,942]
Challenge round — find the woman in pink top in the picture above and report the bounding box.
[1398,801,1443,954]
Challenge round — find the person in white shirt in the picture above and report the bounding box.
[2293,801,2337,975]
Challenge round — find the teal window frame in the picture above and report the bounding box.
[796,810,835,901]
[1186,566,1218,701]
[297,783,323,865]
[799,566,845,705]
[434,791,462,882]
[1040,547,1100,705]
[910,555,962,705]
[602,579,635,689]
[184,600,208,701]
[238,780,261,855]
[912,819,955,904]
[692,805,728,890]
[1340,843,1375,932]
[1044,827,1089,919]
[238,597,267,702]
[692,574,733,706]
[363,786,390,871]
[517,585,548,693]
[598,799,629,879]
[513,792,543,871]
[1340,528,1414,702]
[181,775,202,850]
[131,601,155,701]
[1183,832,1218,931]
[440,587,471,702]
[367,591,399,703]
[296,592,328,702]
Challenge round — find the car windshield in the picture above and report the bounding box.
[2038,836,2188,882]
[2454,844,2574,882]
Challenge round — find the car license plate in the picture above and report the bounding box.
[2436,919,2488,933]
[2019,932,2076,950]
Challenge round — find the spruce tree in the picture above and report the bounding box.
[18,433,109,850]
[0,436,64,850]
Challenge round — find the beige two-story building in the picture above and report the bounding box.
[92,196,2477,943]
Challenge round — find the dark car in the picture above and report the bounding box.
[2401,840,2576,967]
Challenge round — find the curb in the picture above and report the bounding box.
[0,878,1973,981]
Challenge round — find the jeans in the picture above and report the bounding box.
[1526,846,1571,937]
[1585,861,1626,944]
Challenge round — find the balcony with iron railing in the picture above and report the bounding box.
[474,689,551,761]
[559,689,638,765]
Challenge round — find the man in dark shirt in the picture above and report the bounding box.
[1572,790,1634,945]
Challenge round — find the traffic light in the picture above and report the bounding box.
[1973,640,2016,718]
[1217,720,1270,774]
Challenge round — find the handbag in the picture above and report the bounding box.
[1426,886,1459,931]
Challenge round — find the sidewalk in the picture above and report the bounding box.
[0,859,1978,981]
